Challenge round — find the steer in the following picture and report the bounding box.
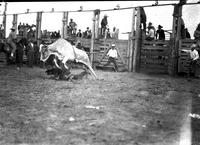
[40,38,97,78]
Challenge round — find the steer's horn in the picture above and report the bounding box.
[87,65,97,78]
[78,60,97,78]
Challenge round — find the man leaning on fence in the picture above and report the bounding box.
[182,43,199,78]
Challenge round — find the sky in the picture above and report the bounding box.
[0,0,199,39]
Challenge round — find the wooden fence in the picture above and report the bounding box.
[140,40,171,74]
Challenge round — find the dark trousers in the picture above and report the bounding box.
[188,59,197,77]
[104,57,118,71]
[101,26,106,37]
[27,51,34,67]
[16,49,23,67]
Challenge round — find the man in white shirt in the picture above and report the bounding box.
[146,22,155,41]
[103,43,118,72]
[182,43,199,77]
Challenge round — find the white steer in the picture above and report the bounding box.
[40,38,97,78]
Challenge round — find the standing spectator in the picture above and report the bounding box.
[146,22,155,41]
[156,25,165,41]
[27,40,34,67]
[103,43,118,72]
[185,28,191,39]
[15,39,24,69]
[34,41,40,66]
[181,43,199,77]
[101,14,108,38]
[140,7,147,32]
[39,41,45,68]
[0,24,4,39]
[18,22,22,36]
[69,18,77,36]
[76,29,82,38]
[7,27,17,58]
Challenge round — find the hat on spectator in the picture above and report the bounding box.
[158,25,163,28]
[111,43,115,47]
[10,27,15,30]
[104,14,108,17]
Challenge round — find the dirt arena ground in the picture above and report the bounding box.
[0,64,200,145]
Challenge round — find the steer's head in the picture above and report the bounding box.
[40,45,51,62]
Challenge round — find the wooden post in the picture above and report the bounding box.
[12,14,18,34]
[2,2,7,38]
[132,7,142,72]
[128,8,136,72]
[62,11,69,39]
[36,12,42,46]
[94,9,100,39]
[90,11,96,66]
[171,4,182,76]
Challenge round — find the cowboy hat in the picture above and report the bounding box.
[104,14,108,17]
[111,43,116,47]
[158,25,163,28]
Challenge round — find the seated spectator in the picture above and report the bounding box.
[146,22,155,41]
[56,30,61,38]
[106,28,111,39]
[87,30,92,39]
[83,27,90,38]
[156,25,165,41]
[76,29,82,38]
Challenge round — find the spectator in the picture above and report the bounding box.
[146,22,155,41]
[15,39,24,69]
[185,28,191,39]
[56,30,61,38]
[69,18,77,36]
[27,40,34,67]
[156,25,165,41]
[140,7,147,32]
[83,27,90,38]
[101,14,108,38]
[103,43,118,72]
[39,41,45,68]
[181,43,199,77]
[76,29,82,38]
[33,41,40,66]
[7,27,17,58]
[18,22,22,36]
[87,30,92,39]
[106,28,111,39]
[175,18,185,39]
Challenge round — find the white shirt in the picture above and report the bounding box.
[107,48,118,58]
[182,49,199,60]
[148,29,155,38]
[39,44,44,52]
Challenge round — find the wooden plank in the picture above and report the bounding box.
[141,50,169,56]
[142,45,170,50]
[142,40,170,45]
